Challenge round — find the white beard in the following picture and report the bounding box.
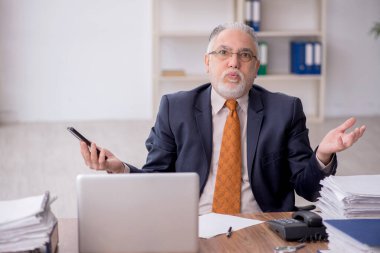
[213,69,247,99]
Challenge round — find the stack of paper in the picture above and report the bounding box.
[316,175,380,219]
[324,219,380,252]
[0,192,57,253]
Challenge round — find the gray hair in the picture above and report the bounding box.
[207,22,260,60]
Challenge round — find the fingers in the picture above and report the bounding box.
[79,142,106,170]
[80,141,91,166]
[342,125,366,148]
[337,117,356,132]
[90,143,98,167]
[359,125,366,138]
[98,148,107,170]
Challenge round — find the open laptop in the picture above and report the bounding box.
[76,173,199,253]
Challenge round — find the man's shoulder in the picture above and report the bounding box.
[165,83,211,99]
[162,83,211,107]
[251,84,299,103]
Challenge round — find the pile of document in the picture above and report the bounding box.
[316,174,380,219]
[0,192,58,253]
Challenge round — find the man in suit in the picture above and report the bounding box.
[80,22,365,214]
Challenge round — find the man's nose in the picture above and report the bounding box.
[228,53,240,69]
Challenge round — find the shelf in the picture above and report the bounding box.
[158,74,321,83]
[256,74,321,81]
[157,31,209,38]
[153,0,327,120]
[157,30,322,39]
[256,30,322,38]
[158,75,209,83]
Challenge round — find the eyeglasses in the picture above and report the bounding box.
[208,49,257,62]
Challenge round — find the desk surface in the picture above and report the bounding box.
[58,212,328,253]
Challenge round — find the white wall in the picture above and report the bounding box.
[325,0,380,117]
[0,0,379,122]
[0,0,152,122]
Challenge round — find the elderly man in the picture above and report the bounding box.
[80,22,365,215]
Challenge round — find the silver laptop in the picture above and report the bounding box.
[76,173,199,253]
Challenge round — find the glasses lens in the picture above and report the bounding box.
[239,52,253,62]
[210,50,255,62]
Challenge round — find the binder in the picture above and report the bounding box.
[312,42,322,74]
[291,41,307,74]
[305,42,313,74]
[245,0,260,32]
[258,42,268,75]
[291,41,322,75]
[324,219,380,252]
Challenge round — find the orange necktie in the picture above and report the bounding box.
[212,100,242,214]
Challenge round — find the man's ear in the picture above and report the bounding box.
[204,54,210,73]
[253,60,261,78]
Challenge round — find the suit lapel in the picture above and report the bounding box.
[194,86,213,168]
[247,88,264,180]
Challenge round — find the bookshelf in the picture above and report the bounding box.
[152,0,239,115]
[152,0,326,121]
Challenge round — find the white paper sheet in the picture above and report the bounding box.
[199,212,263,239]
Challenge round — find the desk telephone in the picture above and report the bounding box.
[267,211,328,242]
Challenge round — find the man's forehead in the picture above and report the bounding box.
[213,29,256,51]
[217,45,254,52]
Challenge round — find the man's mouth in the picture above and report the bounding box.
[225,72,240,83]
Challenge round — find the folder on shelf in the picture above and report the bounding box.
[245,0,260,32]
[291,41,307,74]
[291,41,322,75]
[305,42,313,74]
[312,42,322,74]
[324,219,380,252]
[258,41,268,75]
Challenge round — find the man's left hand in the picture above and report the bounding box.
[316,117,366,165]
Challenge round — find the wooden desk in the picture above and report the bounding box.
[58,212,328,253]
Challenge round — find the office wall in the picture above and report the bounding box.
[0,0,152,122]
[325,0,380,117]
[0,0,379,122]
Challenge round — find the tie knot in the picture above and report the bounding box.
[225,100,237,112]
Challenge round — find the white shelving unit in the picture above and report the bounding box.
[152,0,240,115]
[152,0,326,121]
[253,0,327,122]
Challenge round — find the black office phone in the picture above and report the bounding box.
[267,211,328,242]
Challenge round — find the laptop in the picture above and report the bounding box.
[76,173,199,253]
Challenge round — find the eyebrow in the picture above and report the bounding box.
[217,45,254,54]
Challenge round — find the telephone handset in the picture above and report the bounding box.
[267,211,328,242]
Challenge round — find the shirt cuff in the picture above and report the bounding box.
[316,154,335,175]
[123,163,130,173]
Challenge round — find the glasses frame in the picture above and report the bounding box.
[208,49,257,62]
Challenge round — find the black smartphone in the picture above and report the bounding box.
[67,127,104,158]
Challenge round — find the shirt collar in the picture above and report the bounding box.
[211,87,249,114]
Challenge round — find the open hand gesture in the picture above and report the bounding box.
[316,117,366,165]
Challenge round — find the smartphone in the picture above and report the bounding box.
[67,127,106,158]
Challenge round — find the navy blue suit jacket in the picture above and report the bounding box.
[128,84,337,212]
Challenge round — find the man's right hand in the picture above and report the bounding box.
[80,141,126,173]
